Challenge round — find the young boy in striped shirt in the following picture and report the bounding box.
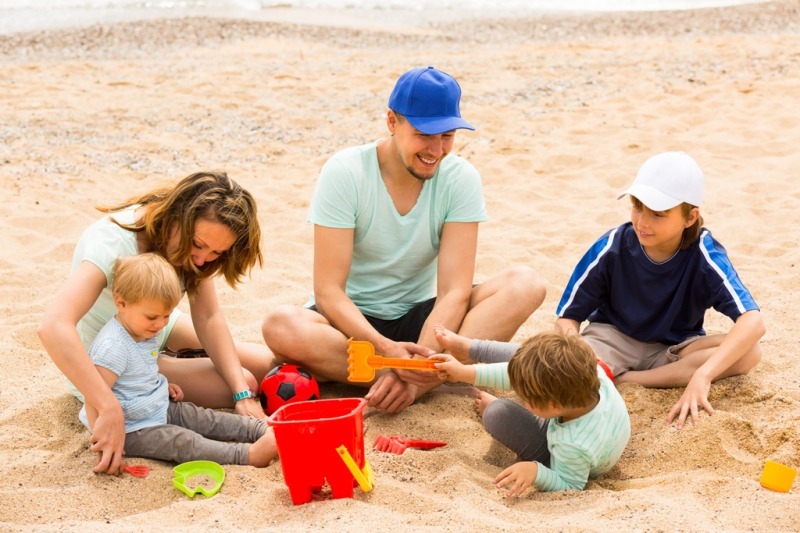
[432,329,630,495]
[555,152,765,429]
[79,253,276,470]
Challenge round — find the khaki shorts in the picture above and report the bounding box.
[581,322,702,377]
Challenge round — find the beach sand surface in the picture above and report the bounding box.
[2,2,800,531]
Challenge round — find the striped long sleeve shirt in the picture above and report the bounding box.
[475,361,630,491]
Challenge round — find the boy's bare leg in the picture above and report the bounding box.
[248,427,278,468]
[616,334,762,388]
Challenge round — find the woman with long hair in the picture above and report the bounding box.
[39,171,276,474]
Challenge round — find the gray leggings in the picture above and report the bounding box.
[471,339,551,466]
[124,402,267,465]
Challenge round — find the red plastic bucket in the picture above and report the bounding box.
[269,397,367,505]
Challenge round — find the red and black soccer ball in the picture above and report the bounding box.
[259,364,321,416]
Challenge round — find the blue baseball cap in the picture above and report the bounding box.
[388,66,475,135]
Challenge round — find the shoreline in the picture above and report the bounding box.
[0,0,777,37]
[1,1,799,61]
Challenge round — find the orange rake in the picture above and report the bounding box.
[346,338,438,382]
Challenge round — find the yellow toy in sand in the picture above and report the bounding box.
[760,460,796,493]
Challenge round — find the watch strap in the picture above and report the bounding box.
[233,390,253,402]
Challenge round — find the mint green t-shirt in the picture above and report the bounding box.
[307,141,487,320]
[72,207,140,351]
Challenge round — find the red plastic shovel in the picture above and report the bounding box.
[372,435,446,455]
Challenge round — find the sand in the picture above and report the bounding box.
[2,1,800,531]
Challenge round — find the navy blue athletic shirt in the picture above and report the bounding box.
[557,222,759,345]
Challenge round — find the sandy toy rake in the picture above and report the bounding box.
[124,465,150,478]
[346,338,438,382]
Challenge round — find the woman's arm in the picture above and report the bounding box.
[190,277,266,420]
[37,261,127,475]
[85,366,120,432]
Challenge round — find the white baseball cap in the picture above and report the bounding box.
[617,151,704,211]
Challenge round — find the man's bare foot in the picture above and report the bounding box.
[433,324,471,362]
[248,427,278,467]
[475,391,498,418]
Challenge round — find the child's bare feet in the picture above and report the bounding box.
[248,427,278,468]
[475,391,497,418]
[433,324,472,362]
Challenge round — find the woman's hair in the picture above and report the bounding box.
[98,171,263,298]
[630,196,704,250]
[111,253,182,309]
[507,331,600,410]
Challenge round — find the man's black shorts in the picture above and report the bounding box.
[308,296,436,343]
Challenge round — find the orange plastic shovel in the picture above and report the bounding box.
[346,338,438,382]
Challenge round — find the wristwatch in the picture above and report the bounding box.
[233,390,256,403]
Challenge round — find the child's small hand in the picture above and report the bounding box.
[168,383,184,402]
[429,354,475,384]
[494,461,538,497]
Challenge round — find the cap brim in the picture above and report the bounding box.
[405,115,475,135]
[616,184,682,211]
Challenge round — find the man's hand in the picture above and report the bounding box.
[494,461,538,497]
[666,371,714,429]
[365,372,416,413]
[235,397,268,422]
[90,405,126,475]
[168,383,184,402]
[384,341,442,388]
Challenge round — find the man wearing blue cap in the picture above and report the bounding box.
[262,67,545,413]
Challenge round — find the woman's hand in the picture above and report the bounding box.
[90,404,127,475]
[235,397,267,422]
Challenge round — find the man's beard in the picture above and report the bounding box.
[405,163,436,181]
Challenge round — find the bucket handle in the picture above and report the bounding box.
[336,445,374,492]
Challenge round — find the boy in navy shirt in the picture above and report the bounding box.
[556,152,765,429]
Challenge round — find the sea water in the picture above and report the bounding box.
[0,0,772,35]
